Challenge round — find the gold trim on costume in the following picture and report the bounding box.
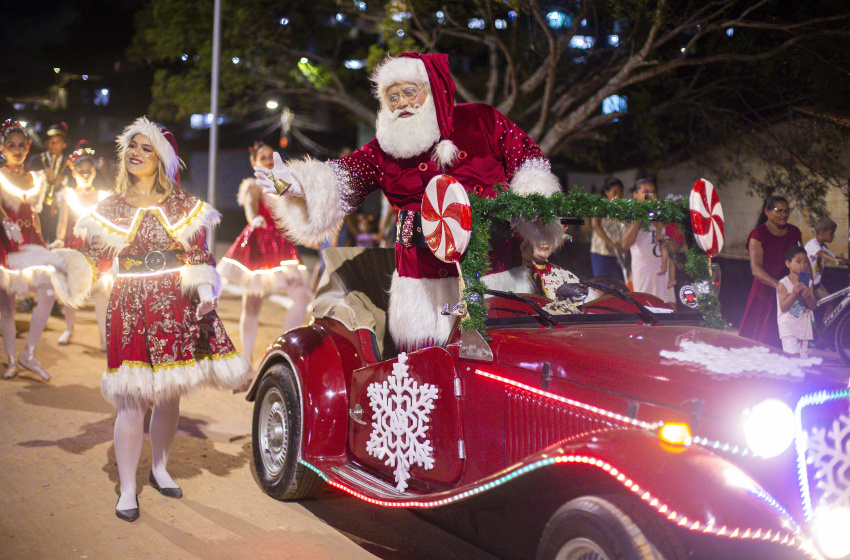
[105,350,242,375]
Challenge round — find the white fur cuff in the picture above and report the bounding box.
[510,162,561,196]
[269,158,346,246]
[180,264,221,296]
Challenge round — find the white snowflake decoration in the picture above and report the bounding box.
[807,414,850,509]
[366,352,439,492]
[659,341,821,378]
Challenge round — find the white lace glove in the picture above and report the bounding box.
[196,283,219,320]
[253,152,303,196]
[3,221,23,244]
[250,215,266,228]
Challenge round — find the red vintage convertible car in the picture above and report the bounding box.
[247,245,850,560]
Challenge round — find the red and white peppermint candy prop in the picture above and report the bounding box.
[689,178,724,258]
[421,175,472,263]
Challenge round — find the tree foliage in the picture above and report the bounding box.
[130,0,850,173]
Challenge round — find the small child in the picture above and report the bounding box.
[804,216,849,302]
[656,222,684,289]
[776,245,817,358]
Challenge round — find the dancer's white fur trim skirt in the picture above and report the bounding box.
[217,258,305,297]
[101,351,251,407]
[4,245,93,306]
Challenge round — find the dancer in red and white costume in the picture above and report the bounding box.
[74,117,250,521]
[0,120,91,381]
[256,52,564,351]
[52,144,114,350]
[217,142,310,370]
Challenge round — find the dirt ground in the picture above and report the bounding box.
[0,290,499,560]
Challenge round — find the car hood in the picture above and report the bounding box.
[489,323,840,420]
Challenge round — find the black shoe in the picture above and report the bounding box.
[115,496,140,522]
[149,470,183,499]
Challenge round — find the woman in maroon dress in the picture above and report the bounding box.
[738,196,804,348]
[74,117,250,522]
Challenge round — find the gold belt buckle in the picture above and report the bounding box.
[144,251,167,271]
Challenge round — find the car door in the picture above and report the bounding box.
[347,347,464,491]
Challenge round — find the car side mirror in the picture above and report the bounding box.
[556,283,588,302]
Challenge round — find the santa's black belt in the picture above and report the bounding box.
[119,250,185,273]
[396,210,429,249]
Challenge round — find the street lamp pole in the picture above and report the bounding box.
[207,0,222,251]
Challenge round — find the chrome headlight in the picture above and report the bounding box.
[742,399,795,458]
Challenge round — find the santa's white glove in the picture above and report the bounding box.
[196,283,219,320]
[250,215,267,228]
[48,239,64,249]
[253,152,303,196]
[3,221,23,244]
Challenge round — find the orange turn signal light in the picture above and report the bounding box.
[659,422,692,446]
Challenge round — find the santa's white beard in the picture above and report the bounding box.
[375,94,441,160]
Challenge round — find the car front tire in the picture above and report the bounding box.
[251,363,320,500]
[536,496,683,560]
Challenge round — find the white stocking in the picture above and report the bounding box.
[0,289,16,359]
[25,284,55,349]
[240,294,263,364]
[63,305,76,333]
[114,397,148,510]
[93,287,109,347]
[282,277,311,333]
[149,397,180,489]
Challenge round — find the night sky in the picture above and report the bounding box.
[0,0,142,99]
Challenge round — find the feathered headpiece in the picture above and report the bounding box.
[0,120,26,142]
[66,145,96,168]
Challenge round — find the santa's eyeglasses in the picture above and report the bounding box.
[387,85,424,106]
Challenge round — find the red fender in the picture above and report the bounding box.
[252,323,349,463]
[532,429,802,539]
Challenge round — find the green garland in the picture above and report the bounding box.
[458,187,727,334]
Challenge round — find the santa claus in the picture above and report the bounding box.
[256,52,564,351]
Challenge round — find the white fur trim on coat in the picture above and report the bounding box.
[101,351,251,407]
[388,273,459,352]
[180,264,221,296]
[268,158,345,246]
[74,214,130,255]
[509,159,561,196]
[173,202,220,251]
[117,117,183,183]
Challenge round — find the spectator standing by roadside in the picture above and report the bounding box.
[590,177,625,280]
[738,195,804,349]
[621,177,676,304]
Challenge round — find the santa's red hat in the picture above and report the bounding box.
[117,116,183,187]
[371,52,458,167]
